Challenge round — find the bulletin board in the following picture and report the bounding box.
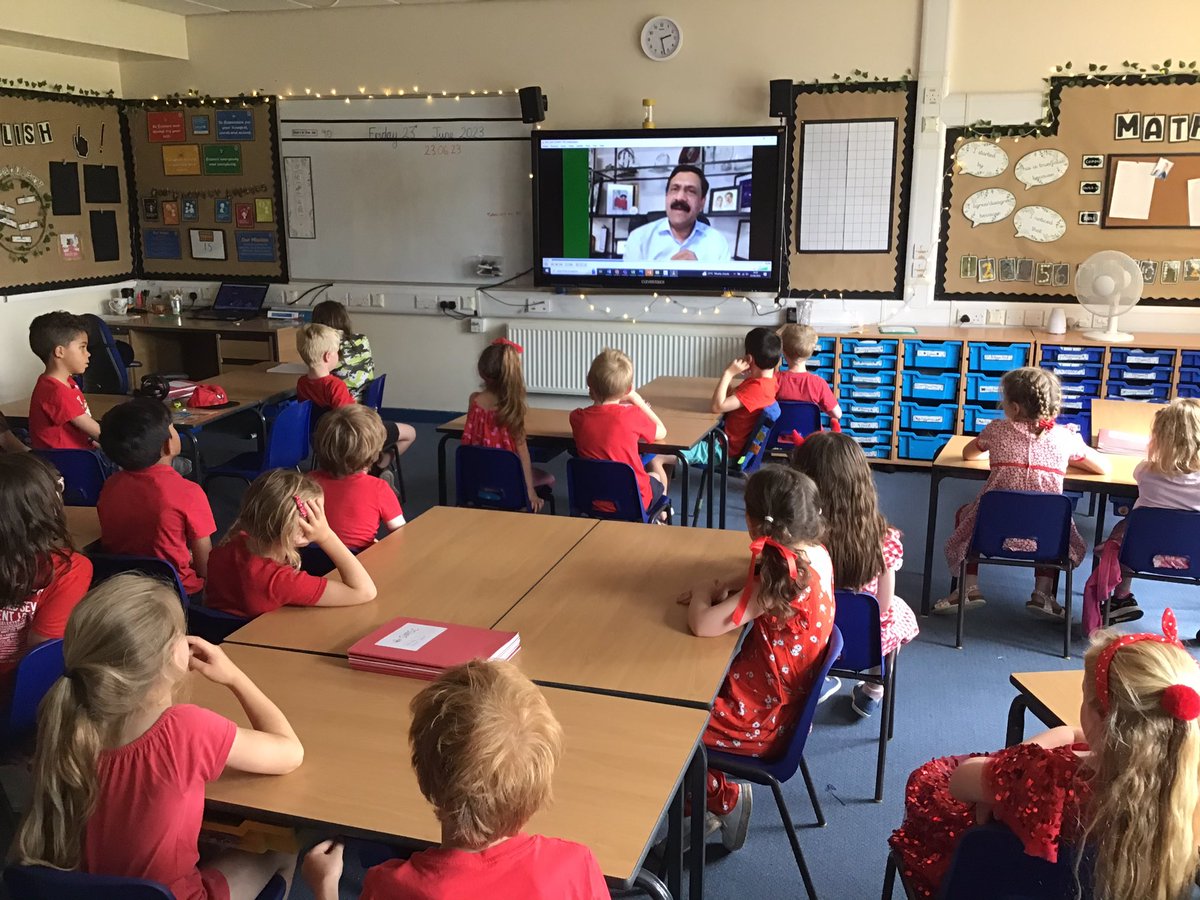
[938,77,1200,306]
[0,89,134,294]
[123,98,288,282]
[784,82,917,299]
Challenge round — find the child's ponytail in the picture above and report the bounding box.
[1000,367,1062,437]
[478,340,528,437]
[744,466,824,623]
[17,575,186,869]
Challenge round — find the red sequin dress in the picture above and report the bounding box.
[889,743,1091,898]
[855,528,919,656]
[703,547,835,814]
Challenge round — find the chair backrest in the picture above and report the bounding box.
[264,400,312,470]
[733,403,781,474]
[970,490,1074,563]
[89,553,188,606]
[2,639,64,742]
[79,314,131,395]
[567,457,649,522]
[765,401,823,454]
[456,445,530,512]
[361,374,386,411]
[1118,507,1200,581]
[5,866,174,900]
[832,590,883,672]
[939,822,1090,900]
[757,626,843,781]
[186,604,249,644]
[33,449,108,506]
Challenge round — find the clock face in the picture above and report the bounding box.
[641,16,682,61]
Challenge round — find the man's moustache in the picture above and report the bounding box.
[671,202,691,211]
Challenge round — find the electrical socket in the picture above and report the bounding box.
[957,309,985,326]
[371,293,385,308]
[414,294,438,311]
[985,309,1004,325]
[1023,309,1046,327]
[469,317,486,333]
[525,298,549,313]
[459,292,478,315]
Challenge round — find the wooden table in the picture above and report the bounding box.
[226,507,597,657]
[105,314,300,381]
[65,506,101,550]
[1006,670,1083,745]
[495,519,747,709]
[919,434,1141,615]
[639,376,720,415]
[1090,398,1163,440]
[194,644,709,893]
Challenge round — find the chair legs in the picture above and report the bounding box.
[768,772,821,900]
[691,466,710,527]
[874,652,899,803]
[881,852,899,900]
[956,559,969,649]
[1062,565,1073,659]
[799,757,825,827]
[886,651,898,742]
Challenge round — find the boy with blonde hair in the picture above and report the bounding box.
[296,323,354,410]
[570,348,671,514]
[28,311,100,449]
[776,324,841,425]
[302,660,608,899]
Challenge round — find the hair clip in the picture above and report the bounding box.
[763,514,774,523]
[1037,417,1056,431]
[491,337,524,353]
[293,495,309,519]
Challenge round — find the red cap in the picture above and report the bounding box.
[188,385,229,408]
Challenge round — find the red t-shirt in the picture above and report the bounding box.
[296,374,354,410]
[776,370,836,412]
[29,374,92,449]
[723,376,778,455]
[310,470,403,551]
[0,550,92,689]
[204,532,326,618]
[97,465,216,594]
[361,833,609,900]
[569,404,657,509]
[83,704,237,900]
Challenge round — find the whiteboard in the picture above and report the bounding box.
[798,119,896,252]
[279,96,532,284]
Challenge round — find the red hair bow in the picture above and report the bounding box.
[1037,417,1056,432]
[1094,609,1200,721]
[732,535,799,625]
[491,337,523,353]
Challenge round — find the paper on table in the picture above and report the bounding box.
[375,622,447,652]
[1189,179,1200,227]
[266,362,308,374]
[1108,160,1157,220]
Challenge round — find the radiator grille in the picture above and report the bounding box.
[506,326,743,395]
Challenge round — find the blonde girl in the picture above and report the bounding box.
[17,574,303,899]
[204,469,377,618]
[890,612,1200,900]
[462,338,548,513]
[938,367,1108,621]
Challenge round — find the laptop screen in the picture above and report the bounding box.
[213,283,269,312]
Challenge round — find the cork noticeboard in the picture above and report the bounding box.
[785,82,916,299]
[938,78,1200,306]
[124,98,288,282]
[0,90,133,294]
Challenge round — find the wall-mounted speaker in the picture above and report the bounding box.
[518,86,549,124]
[769,79,793,118]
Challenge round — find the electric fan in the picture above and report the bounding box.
[1076,250,1143,343]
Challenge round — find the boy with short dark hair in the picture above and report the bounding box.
[28,311,99,449]
[301,660,608,900]
[97,398,216,597]
[777,324,841,425]
[711,326,781,455]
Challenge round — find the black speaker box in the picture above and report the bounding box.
[518,86,548,124]
[769,79,793,118]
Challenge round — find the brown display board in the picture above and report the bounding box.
[0,90,133,294]
[124,98,287,281]
[785,82,916,299]
[938,78,1200,305]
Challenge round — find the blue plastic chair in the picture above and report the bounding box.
[882,821,1091,900]
[708,626,843,900]
[567,458,672,524]
[765,401,823,456]
[359,375,406,504]
[1113,507,1200,629]
[202,400,312,487]
[829,590,895,802]
[960,491,1076,658]
[5,866,286,900]
[692,403,780,526]
[455,445,555,514]
[89,554,188,606]
[186,604,250,644]
[0,640,64,749]
[33,449,109,506]
[79,314,139,395]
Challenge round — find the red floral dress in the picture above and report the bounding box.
[462,397,517,451]
[889,743,1091,898]
[855,528,919,656]
[703,546,835,814]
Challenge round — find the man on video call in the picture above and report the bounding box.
[622,164,732,262]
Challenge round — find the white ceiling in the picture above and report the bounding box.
[118,0,496,13]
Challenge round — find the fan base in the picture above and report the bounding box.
[1081,329,1134,343]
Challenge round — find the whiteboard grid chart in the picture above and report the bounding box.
[798,120,896,252]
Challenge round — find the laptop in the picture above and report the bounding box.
[190,283,270,321]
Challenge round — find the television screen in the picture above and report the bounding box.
[532,127,785,292]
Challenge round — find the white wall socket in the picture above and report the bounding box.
[414,294,438,311]
[370,293,385,308]
[469,317,486,333]
[459,292,478,315]
[525,298,549,313]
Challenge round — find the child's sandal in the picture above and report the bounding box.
[932,588,986,615]
[1026,591,1065,622]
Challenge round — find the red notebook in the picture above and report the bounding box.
[347,617,520,679]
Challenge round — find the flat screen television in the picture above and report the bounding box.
[532,126,786,292]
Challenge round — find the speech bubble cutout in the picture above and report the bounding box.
[1013,206,1067,242]
[1014,148,1069,189]
[956,140,1009,178]
[962,188,1016,227]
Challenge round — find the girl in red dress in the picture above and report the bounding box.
[890,612,1200,900]
[681,465,834,851]
[790,431,919,718]
[462,339,549,513]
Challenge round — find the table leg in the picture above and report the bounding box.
[687,742,706,900]
[672,451,689,528]
[717,431,729,530]
[921,470,943,616]
[437,434,452,506]
[665,775,684,900]
[706,431,715,530]
[1006,695,1030,746]
[180,430,202,482]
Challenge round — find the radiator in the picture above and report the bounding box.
[506,325,743,395]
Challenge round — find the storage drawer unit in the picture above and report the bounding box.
[901,371,959,402]
[840,368,898,388]
[1180,384,1200,399]
[1040,345,1106,365]
[842,399,895,418]
[1178,366,1200,385]
[1059,378,1102,398]
[847,428,893,447]
[839,384,893,402]
[1106,381,1171,401]
[965,373,1002,404]
[897,431,950,461]
[1109,348,1176,368]
[967,342,1031,372]
[1107,363,1173,384]
[840,352,898,371]
[903,340,961,370]
[963,404,1004,435]
[1042,361,1105,381]
[1057,412,1091,442]
[900,401,957,431]
[843,413,894,433]
[840,339,897,356]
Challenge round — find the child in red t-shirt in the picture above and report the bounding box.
[204,469,377,618]
[302,660,608,900]
[98,398,216,598]
[0,453,92,696]
[27,311,100,450]
[570,348,670,516]
[776,324,841,425]
[16,573,304,899]
[711,326,781,456]
[310,405,405,551]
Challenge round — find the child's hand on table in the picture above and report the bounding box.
[677,578,739,606]
[187,637,245,687]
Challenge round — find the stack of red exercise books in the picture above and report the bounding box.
[347,617,521,679]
